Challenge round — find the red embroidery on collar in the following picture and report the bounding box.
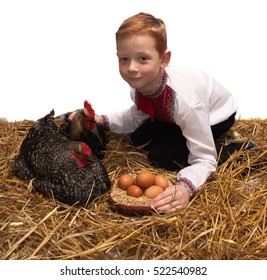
[135,71,176,123]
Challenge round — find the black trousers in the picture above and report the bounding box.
[130,113,236,171]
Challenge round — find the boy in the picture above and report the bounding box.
[72,13,240,213]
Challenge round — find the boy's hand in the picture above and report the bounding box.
[151,184,189,213]
[94,115,100,124]
[68,111,77,121]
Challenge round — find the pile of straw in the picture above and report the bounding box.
[0,118,266,260]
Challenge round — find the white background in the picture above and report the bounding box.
[0,0,267,121]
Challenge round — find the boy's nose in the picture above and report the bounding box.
[127,60,138,72]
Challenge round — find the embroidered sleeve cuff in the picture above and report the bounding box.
[177,177,197,198]
[99,115,110,131]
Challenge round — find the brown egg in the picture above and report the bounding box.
[117,174,134,190]
[126,185,143,198]
[144,185,164,199]
[136,170,155,189]
[154,175,169,190]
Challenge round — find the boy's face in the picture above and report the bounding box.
[117,35,169,93]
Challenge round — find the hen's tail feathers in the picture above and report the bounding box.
[36,109,56,128]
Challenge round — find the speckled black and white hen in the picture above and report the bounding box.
[11,109,111,206]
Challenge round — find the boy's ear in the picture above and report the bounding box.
[161,51,171,68]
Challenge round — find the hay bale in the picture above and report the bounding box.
[0,118,266,260]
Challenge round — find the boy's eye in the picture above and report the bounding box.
[119,57,128,63]
[139,56,148,62]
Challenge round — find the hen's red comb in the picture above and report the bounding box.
[80,142,92,157]
[70,143,92,167]
[84,100,95,119]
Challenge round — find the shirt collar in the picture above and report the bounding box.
[136,69,168,99]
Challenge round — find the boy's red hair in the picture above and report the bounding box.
[116,12,167,57]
